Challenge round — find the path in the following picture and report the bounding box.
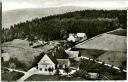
[17,67,55,81]
[2,67,26,74]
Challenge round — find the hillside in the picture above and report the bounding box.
[2,6,86,28]
[2,39,59,67]
[2,10,127,43]
[75,33,127,52]
[75,28,127,68]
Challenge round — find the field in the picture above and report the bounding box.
[1,68,24,81]
[25,75,85,81]
[79,49,105,59]
[1,39,59,68]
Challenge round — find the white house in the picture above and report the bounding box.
[88,72,99,79]
[67,33,87,42]
[38,54,56,71]
[77,33,86,38]
[67,34,76,42]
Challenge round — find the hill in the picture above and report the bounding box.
[75,28,127,68]
[2,6,86,28]
[2,9,127,43]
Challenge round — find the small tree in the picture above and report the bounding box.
[64,67,70,74]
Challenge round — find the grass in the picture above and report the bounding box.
[79,58,126,80]
[80,49,105,59]
[1,68,24,81]
[25,75,85,81]
[2,39,59,68]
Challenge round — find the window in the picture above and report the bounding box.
[40,68,42,71]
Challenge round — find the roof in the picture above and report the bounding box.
[77,33,86,37]
[57,59,70,65]
[65,50,79,58]
[75,32,126,52]
[38,53,58,65]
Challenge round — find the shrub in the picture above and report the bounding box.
[72,70,88,79]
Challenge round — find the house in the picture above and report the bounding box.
[2,53,10,62]
[65,50,79,58]
[57,59,70,68]
[37,54,57,71]
[67,34,76,42]
[77,33,87,40]
[67,33,87,42]
[88,72,99,79]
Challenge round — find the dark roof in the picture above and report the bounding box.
[57,59,70,65]
[47,52,58,64]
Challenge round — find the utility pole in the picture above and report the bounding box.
[0,3,2,82]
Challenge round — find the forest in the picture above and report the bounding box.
[2,10,127,42]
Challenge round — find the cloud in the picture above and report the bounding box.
[2,0,128,11]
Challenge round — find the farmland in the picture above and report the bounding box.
[1,39,59,68]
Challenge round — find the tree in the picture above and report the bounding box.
[73,70,88,79]
[64,67,70,74]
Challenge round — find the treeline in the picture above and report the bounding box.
[2,10,127,42]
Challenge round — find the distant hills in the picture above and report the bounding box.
[2,6,87,28]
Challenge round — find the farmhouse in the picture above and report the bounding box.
[67,33,76,42]
[37,54,57,71]
[67,33,87,42]
[38,54,71,71]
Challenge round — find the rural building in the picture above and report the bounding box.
[77,33,87,40]
[65,50,79,58]
[88,72,99,79]
[57,59,70,68]
[67,34,76,42]
[75,28,127,69]
[67,33,87,42]
[38,54,57,71]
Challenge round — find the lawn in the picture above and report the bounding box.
[25,75,85,81]
[1,68,24,81]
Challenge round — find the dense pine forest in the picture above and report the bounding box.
[2,10,127,42]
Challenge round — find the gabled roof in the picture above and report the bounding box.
[38,53,58,65]
[57,59,70,65]
[75,30,127,52]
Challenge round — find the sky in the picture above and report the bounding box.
[2,0,128,11]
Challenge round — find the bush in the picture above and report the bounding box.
[72,70,88,79]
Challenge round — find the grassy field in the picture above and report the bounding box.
[1,68,24,81]
[79,49,105,59]
[2,39,58,68]
[25,75,85,81]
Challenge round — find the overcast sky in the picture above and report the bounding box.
[2,0,128,11]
